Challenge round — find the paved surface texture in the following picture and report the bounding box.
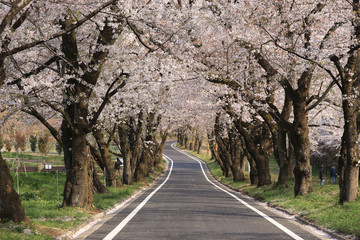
[75,141,328,240]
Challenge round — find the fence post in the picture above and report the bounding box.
[56,170,59,208]
[16,167,19,194]
[104,167,106,187]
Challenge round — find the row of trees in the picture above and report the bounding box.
[0,132,53,155]
[0,0,182,223]
[1,0,360,226]
[175,0,360,204]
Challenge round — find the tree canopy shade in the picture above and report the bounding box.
[1,0,360,224]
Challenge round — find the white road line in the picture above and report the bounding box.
[103,155,173,240]
[171,143,304,240]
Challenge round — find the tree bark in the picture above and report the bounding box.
[135,147,151,182]
[338,83,360,203]
[154,132,168,168]
[243,147,258,185]
[118,121,134,185]
[330,2,360,203]
[93,128,119,187]
[184,135,189,149]
[197,137,202,154]
[118,114,143,184]
[277,127,292,185]
[90,157,109,194]
[290,83,314,196]
[228,108,271,186]
[63,124,93,207]
[0,154,28,223]
[208,134,228,177]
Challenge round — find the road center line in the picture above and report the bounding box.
[103,155,174,240]
[172,143,303,240]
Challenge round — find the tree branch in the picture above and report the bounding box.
[1,0,118,58]
[89,73,127,128]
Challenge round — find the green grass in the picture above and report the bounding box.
[94,183,144,210]
[0,222,52,240]
[181,146,360,238]
[3,152,64,165]
[1,160,166,240]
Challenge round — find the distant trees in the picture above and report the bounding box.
[29,135,37,153]
[38,134,50,157]
[4,140,11,152]
[14,132,26,153]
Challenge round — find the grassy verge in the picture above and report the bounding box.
[0,160,166,240]
[181,146,360,238]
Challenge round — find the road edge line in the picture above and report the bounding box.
[103,155,174,240]
[171,143,304,240]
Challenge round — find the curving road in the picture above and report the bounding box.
[74,141,329,240]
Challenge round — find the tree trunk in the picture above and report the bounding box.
[225,104,271,186]
[277,127,292,185]
[244,148,258,185]
[237,121,271,186]
[61,120,74,206]
[330,6,360,203]
[135,149,150,182]
[93,128,119,187]
[338,91,359,203]
[63,126,93,207]
[0,154,28,223]
[290,95,313,197]
[90,158,109,193]
[230,141,246,182]
[118,114,143,185]
[208,137,230,177]
[194,136,198,152]
[118,122,134,185]
[197,138,202,154]
[154,132,168,168]
[178,129,185,146]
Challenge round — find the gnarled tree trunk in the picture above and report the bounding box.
[93,128,119,187]
[290,87,314,197]
[63,123,93,207]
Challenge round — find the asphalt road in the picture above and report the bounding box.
[75,141,329,240]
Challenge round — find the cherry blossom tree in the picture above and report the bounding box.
[0,0,125,219]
